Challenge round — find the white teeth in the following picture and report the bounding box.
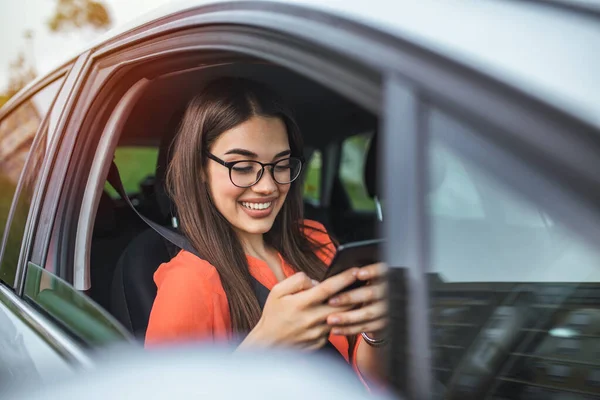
[242,201,272,210]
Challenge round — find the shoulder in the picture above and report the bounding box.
[301,219,330,243]
[301,219,336,264]
[147,250,225,346]
[154,250,223,295]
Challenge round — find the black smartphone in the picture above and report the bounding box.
[322,238,384,294]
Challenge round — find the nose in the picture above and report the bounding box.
[252,168,277,194]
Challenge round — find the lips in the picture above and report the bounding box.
[239,198,277,218]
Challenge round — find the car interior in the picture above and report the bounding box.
[89,61,378,333]
[87,60,600,399]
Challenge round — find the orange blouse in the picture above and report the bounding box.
[145,220,363,371]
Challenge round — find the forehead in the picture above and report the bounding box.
[210,116,289,156]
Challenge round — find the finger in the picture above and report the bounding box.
[303,336,329,351]
[298,324,331,345]
[327,301,387,326]
[328,281,387,306]
[297,268,359,305]
[356,262,388,281]
[271,272,315,298]
[307,304,354,326]
[331,318,388,336]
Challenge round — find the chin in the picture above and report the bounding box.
[238,218,276,235]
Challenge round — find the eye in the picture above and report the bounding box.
[231,161,257,175]
[274,164,291,172]
[232,166,254,174]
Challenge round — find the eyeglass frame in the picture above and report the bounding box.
[204,151,305,188]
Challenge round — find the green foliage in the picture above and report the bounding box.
[0,95,9,109]
[104,147,158,197]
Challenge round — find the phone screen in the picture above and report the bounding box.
[323,239,384,293]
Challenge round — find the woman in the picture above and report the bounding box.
[145,77,388,385]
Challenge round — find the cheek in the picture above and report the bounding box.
[207,169,245,205]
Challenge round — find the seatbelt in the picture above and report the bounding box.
[106,162,345,362]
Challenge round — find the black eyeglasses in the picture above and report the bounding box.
[205,152,304,188]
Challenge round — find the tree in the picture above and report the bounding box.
[48,0,112,33]
[3,31,37,101]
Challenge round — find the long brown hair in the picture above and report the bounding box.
[167,78,333,335]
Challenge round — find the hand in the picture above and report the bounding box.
[240,268,359,350]
[325,262,388,337]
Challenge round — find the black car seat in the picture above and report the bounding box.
[110,113,182,339]
[111,111,336,338]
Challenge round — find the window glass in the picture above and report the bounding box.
[0,78,64,286]
[303,150,322,204]
[428,145,485,219]
[427,109,600,399]
[340,133,375,211]
[24,262,130,346]
[104,146,158,197]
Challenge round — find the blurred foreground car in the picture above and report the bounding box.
[0,0,599,399]
[3,346,393,400]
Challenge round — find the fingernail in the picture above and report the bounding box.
[329,316,341,324]
[332,328,342,335]
[329,297,339,305]
[351,269,359,277]
[311,279,319,286]
[358,270,369,278]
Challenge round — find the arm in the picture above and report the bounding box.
[145,266,214,347]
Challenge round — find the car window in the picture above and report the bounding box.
[428,147,485,220]
[339,133,375,212]
[426,109,600,399]
[303,149,322,205]
[23,262,130,346]
[0,78,64,286]
[104,146,158,197]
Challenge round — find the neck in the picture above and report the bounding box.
[237,231,269,259]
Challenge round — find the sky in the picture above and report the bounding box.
[0,0,177,93]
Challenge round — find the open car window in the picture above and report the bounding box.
[303,149,322,205]
[340,133,375,212]
[104,146,158,198]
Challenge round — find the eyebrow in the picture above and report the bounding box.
[224,149,291,159]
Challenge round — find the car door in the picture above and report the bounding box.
[383,67,600,399]
[0,71,78,392]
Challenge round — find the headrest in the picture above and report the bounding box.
[154,109,186,220]
[364,134,378,199]
[363,134,448,200]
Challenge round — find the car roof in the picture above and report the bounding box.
[17,0,600,130]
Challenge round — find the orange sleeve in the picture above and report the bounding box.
[302,219,336,265]
[145,257,214,347]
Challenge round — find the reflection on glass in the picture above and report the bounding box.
[0,78,64,286]
[427,110,600,399]
[24,262,130,346]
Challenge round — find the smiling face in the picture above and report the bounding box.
[206,115,292,241]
